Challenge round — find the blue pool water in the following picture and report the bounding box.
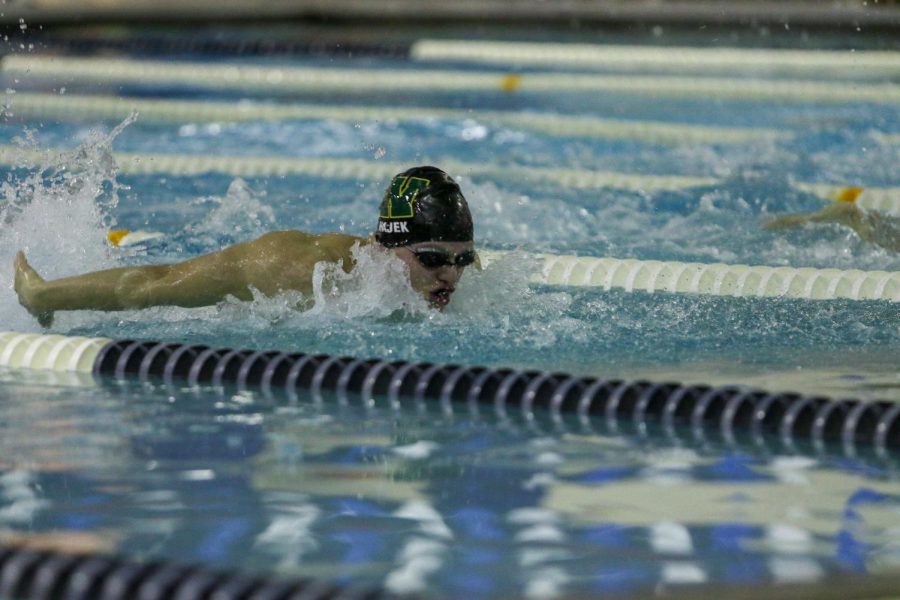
[1,370,899,598]
[0,31,899,597]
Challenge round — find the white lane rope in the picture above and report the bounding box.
[411,40,900,79]
[0,145,896,213]
[1,92,784,146]
[0,332,110,372]
[4,56,900,104]
[873,132,900,146]
[480,252,899,302]
[0,144,716,190]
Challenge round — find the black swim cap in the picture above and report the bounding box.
[374,166,474,248]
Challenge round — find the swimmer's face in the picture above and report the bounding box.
[392,241,476,309]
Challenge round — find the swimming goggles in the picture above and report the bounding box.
[410,248,477,269]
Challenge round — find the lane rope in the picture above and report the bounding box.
[410,40,900,78]
[874,132,900,146]
[0,543,391,600]
[479,252,899,302]
[0,332,110,372]
[4,55,900,104]
[0,332,896,453]
[0,144,718,189]
[1,92,784,145]
[0,144,897,213]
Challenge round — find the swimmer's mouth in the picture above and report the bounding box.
[429,288,454,307]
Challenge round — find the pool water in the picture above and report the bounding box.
[1,369,899,598]
[0,27,899,597]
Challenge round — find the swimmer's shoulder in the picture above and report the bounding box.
[255,230,367,260]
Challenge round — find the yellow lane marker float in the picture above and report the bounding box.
[106,229,165,247]
[499,74,522,92]
[835,187,864,204]
[106,230,130,246]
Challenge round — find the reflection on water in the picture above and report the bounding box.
[1,372,899,598]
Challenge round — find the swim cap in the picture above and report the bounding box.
[374,166,474,248]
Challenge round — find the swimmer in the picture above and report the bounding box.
[765,197,899,253]
[14,166,476,328]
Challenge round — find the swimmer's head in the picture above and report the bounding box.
[374,166,473,248]
[375,166,475,309]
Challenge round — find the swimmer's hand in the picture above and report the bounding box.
[14,251,54,328]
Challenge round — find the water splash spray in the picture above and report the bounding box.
[0,115,135,331]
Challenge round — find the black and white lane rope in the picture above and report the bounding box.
[1,332,897,454]
[0,543,400,600]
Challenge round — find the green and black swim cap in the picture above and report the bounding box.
[374,166,474,248]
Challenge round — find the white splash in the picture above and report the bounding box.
[393,440,440,459]
[0,116,135,332]
[185,177,275,248]
[306,242,430,320]
[450,248,538,315]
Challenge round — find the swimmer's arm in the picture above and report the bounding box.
[15,231,362,326]
[765,203,899,251]
[15,234,280,318]
[764,202,862,231]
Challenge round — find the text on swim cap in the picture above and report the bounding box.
[378,221,410,233]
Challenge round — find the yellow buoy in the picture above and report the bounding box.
[835,187,864,204]
[500,74,522,92]
[106,229,131,247]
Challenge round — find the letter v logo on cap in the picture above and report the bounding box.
[381,175,430,219]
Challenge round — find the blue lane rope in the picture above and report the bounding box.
[0,331,895,453]
[0,544,399,600]
[90,339,899,454]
